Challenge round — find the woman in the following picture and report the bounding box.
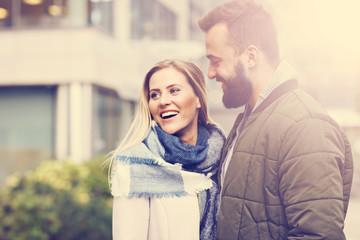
[109,59,225,240]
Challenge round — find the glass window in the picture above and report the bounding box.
[0,86,56,183]
[0,0,12,28]
[20,0,67,27]
[0,0,69,30]
[88,0,114,35]
[131,0,177,40]
[154,1,176,40]
[92,86,135,155]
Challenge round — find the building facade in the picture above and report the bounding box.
[3,0,358,185]
[0,0,222,182]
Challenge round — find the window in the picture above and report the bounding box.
[154,1,176,40]
[131,0,177,40]
[21,0,67,27]
[0,0,68,29]
[0,0,11,28]
[88,0,113,35]
[92,86,135,155]
[0,86,56,183]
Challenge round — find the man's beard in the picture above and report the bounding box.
[221,61,253,108]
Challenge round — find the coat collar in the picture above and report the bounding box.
[253,79,298,114]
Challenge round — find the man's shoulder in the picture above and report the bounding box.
[269,88,331,122]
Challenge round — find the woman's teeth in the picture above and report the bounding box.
[161,111,178,119]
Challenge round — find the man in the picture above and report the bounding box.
[198,1,354,239]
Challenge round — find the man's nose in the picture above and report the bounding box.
[208,65,216,79]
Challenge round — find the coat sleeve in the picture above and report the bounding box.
[112,197,149,240]
[278,117,347,240]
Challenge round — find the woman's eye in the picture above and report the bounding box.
[170,88,180,94]
[150,92,160,99]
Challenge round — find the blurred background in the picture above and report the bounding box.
[0,0,359,239]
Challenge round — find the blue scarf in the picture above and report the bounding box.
[111,122,225,240]
[156,124,210,170]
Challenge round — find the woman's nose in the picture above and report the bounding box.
[159,93,171,106]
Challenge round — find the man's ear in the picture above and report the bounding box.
[244,45,259,68]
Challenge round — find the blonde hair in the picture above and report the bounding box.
[106,59,214,179]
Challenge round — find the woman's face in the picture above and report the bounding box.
[148,67,201,145]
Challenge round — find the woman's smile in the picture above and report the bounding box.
[160,110,179,120]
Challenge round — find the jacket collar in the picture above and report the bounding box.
[253,79,298,114]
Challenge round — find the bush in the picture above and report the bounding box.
[0,157,113,240]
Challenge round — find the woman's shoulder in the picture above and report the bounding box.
[205,123,226,140]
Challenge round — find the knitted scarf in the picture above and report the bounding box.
[111,121,225,240]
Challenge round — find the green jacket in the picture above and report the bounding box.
[217,80,353,240]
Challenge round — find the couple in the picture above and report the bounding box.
[109,1,354,239]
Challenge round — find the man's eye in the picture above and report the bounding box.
[212,60,220,66]
[150,92,160,99]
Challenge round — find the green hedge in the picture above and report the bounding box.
[0,157,112,240]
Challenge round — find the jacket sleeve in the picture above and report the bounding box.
[112,197,149,240]
[278,117,347,240]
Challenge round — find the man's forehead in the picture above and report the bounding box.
[207,22,228,36]
[205,27,233,58]
[206,23,231,46]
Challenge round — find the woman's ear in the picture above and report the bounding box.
[196,97,201,109]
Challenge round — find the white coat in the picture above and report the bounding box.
[113,195,200,240]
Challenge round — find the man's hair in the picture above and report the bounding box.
[198,0,280,67]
